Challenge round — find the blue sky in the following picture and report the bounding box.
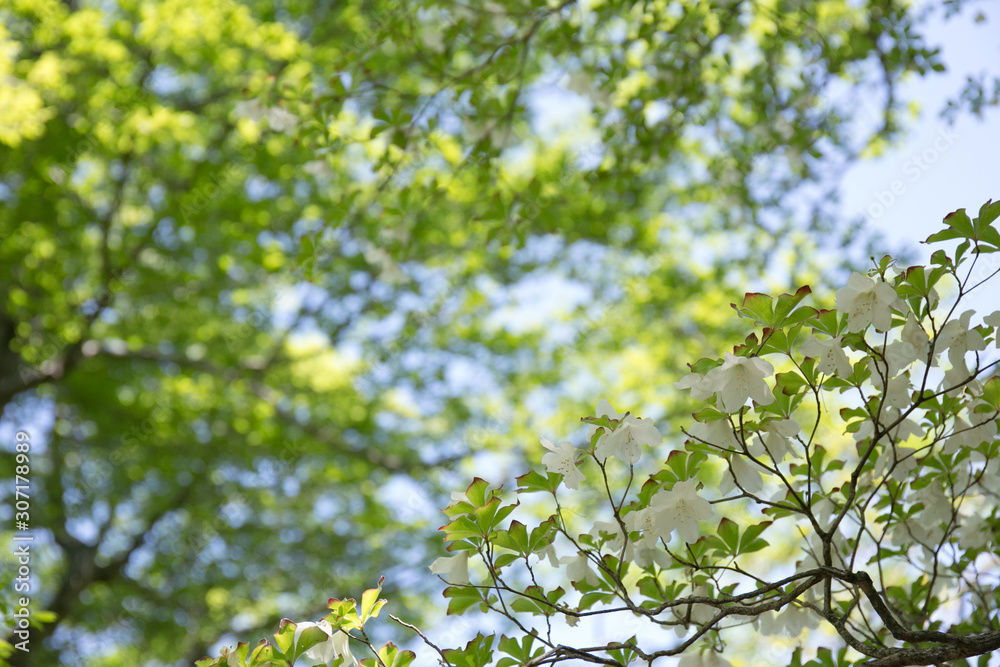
[842,4,999,266]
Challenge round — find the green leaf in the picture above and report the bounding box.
[925,208,975,244]
[979,376,1000,410]
[775,370,807,395]
[442,498,479,518]
[473,497,519,534]
[497,634,542,667]
[509,586,565,616]
[783,305,818,328]
[360,577,387,627]
[656,449,708,487]
[739,521,772,554]
[718,517,739,552]
[527,519,557,553]
[688,357,724,375]
[273,619,298,657]
[578,590,616,611]
[732,292,773,325]
[607,637,638,666]
[465,478,492,507]
[493,520,529,553]
[494,553,520,569]
[443,586,487,615]
[442,633,496,667]
[291,625,330,663]
[249,641,285,666]
[774,286,813,326]
[810,309,844,337]
[515,470,562,495]
[361,642,415,667]
[441,515,484,543]
[979,198,1000,226]
[326,598,361,632]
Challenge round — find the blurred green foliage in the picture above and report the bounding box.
[0,0,979,664]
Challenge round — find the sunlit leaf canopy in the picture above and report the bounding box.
[0,0,976,664]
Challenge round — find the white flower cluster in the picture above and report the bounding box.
[423,261,1000,667]
[674,353,775,413]
[626,479,715,546]
[538,399,663,492]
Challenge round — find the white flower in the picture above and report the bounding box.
[699,352,774,413]
[756,610,782,636]
[429,551,469,584]
[757,605,810,637]
[589,520,628,553]
[757,418,799,461]
[943,415,996,454]
[233,97,267,122]
[677,650,734,667]
[914,484,952,526]
[883,375,913,409]
[957,511,992,550]
[875,444,917,482]
[889,517,941,549]
[980,456,1000,496]
[636,480,714,544]
[884,314,930,371]
[835,272,898,333]
[266,106,298,133]
[594,414,662,464]
[853,419,874,443]
[811,497,836,530]
[884,411,923,442]
[938,310,986,359]
[631,538,671,569]
[855,405,921,444]
[560,552,601,586]
[779,605,811,636]
[293,621,358,666]
[942,354,976,393]
[540,438,584,489]
[688,419,739,450]
[800,336,853,377]
[868,364,913,410]
[718,454,763,495]
[799,531,845,570]
[536,543,560,567]
[218,646,241,667]
[672,584,718,628]
[674,371,713,400]
[329,630,357,666]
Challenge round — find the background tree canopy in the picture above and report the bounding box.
[0,0,992,665]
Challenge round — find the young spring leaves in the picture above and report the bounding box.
[201,199,1000,667]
